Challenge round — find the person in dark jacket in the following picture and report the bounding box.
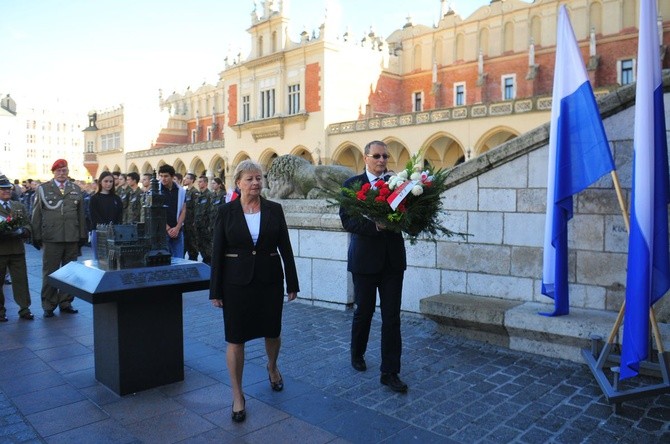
[89,171,123,259]
[209,160,299,423]
[339,140,408,393]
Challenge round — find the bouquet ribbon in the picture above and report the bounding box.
[387,180,418,210]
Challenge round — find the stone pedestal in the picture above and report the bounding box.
[48,259,210,395]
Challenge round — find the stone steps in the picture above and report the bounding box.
[420,293,670,362]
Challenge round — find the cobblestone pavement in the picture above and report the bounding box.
[0,246,669,443]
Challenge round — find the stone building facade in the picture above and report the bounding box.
[82,0,669,191]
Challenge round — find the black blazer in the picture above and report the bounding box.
[340,173,407,274]
[209,197,299,298]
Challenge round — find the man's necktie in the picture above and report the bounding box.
[2,202,9,212]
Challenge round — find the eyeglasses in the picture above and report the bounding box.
[366,154,390,160]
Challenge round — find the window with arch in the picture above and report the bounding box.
[622,0,635,29]
[479,28,489,56]
[434,39,443,65]
[455,33,464,60]
[503,22,514,52]
[413,44,422,71]
[589,2,602,35]
[530,16,541,46]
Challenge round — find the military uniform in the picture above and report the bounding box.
[208,189,226,236]
[193,188,212,264]
[117,185,129,216]
[0,197,33,320]
[124,186,143,224]
[32,179,87,314]
[183,185,198,260]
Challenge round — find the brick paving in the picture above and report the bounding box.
[0,246,669,443]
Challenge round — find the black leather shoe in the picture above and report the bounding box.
[351,356,367,372]
[44,310,55,318]
[267,367,284,392]
[231,397,246,423]
[0,315,7,322]
[19,312,34,320]
[60,306,78,314]
[380,373,408,393]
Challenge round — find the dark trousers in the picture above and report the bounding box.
[0,253,31,316]
[351,270,403,374]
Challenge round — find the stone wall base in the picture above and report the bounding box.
[421,293,670,363]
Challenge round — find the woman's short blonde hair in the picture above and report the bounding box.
[233,160,264,185]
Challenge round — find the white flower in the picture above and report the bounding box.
[411,184,424,196]
[397,170,408,179]
[413,164,422,172]
[410,172,421,181]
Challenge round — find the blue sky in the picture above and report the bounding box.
[0,0,497,113]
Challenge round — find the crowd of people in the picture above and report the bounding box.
[1,141,410,424]
[0,161,236,318]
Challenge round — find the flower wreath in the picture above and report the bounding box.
[330,150,466,244]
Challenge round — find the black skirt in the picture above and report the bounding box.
[222,279,284,343]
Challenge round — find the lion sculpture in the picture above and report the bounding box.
[264,155,355,199]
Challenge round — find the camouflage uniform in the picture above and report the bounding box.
[124,186,143,224]
[208,189,226,237]
[117,185,129,217]
[183,185,198,260]
[193,189,212,264]
[32,180,87,313]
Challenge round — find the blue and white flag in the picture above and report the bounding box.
[541,6,615,316]
[620,0,670,380]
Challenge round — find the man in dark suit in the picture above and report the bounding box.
[339,140,408,393]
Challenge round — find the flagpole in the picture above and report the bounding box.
[605,173,665,355]
[610,171,630,232]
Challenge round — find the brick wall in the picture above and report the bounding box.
[366,29,668,114]
[305,63,321,112]
[227,84,238,126]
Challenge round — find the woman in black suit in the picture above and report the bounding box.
[210,160,299,423]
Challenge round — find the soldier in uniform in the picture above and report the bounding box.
[182,173,198,260]
[193,175,212,264]
[116,173,130,216]
[32,159,87,318]
[209,177,226,236]
[0,175,34,321]
[124,172,143,224]
[139,172,152,222]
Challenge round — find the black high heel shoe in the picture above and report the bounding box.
[231,397,246,423]
[267,367,284,392]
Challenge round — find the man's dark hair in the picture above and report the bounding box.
[364,140,387,155]
[112,171,121,177]
[127,172,140,183]
[199,175,209,182]
[175,173,183,182]
[158,164,176,177]
[142,172,152,179]
[185,173,196,181]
